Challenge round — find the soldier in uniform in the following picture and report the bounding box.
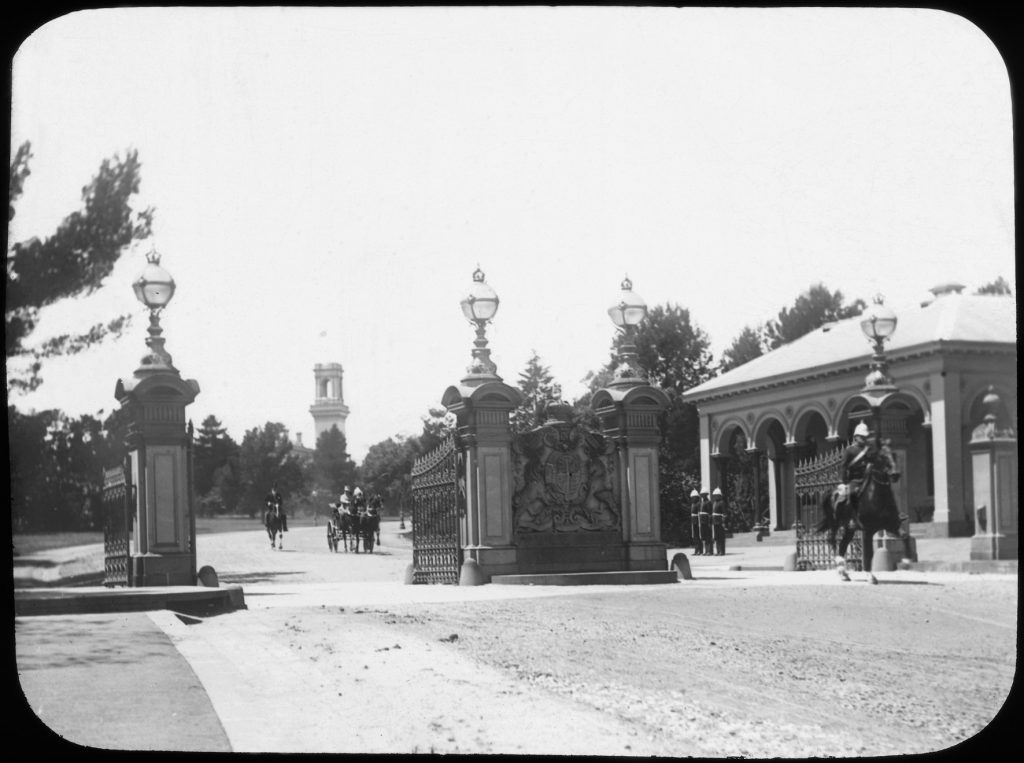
[837,421,877,525]
[711,487,727,555]
[698,491,713,556]
[688,489,702,555]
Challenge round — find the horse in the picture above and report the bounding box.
[361,511,380,553]
[816,465,906,584]
[265,502,286,550]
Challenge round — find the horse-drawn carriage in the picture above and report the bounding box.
[326,488,381,553]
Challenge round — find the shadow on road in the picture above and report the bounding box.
[218,571,309,584]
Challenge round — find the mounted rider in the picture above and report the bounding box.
[264,483,288,532]
[836,421,878,525]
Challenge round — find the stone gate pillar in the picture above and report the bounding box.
[115,334,200,587]
[969,388,1018,560]
[592,384,670,571]
[442,380,524,581]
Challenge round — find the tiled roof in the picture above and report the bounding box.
[684,295,1017,400]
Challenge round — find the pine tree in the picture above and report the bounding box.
[510,350,561,434]
[7,142,154,393]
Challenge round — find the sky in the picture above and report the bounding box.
[8,7,1015,462]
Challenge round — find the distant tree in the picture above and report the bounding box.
[312,425,358,498]
[7,142,154,393]
[510,350,561,434]
[7,406,130,532]
[975,276,1013,296]
[193,415,238,499]
[359,436,420,514]
[211,460,243,515]
[763,283,865,350]
[721,324,769,372]
[236,422,305,517]
[417,407,456,454]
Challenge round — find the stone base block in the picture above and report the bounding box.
[513,531,625,575]
[971,533,1018,561]
[876,534,917,562]
[627,541,669,571]
[131,553,195,587]
[491,570,677,586]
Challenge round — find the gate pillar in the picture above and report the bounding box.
[115,351,200,587]
[442,380,524,581]
[592,384,670,571]
[969,388,1018,560]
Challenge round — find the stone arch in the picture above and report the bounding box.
[792,405,830,458]
[885,385,931,426]
[836,395,873,440]
[712,417,750,456]
[752,410,791,453]
[962,381,1017,430]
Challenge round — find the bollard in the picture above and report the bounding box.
[783,552,798,572]
[459,558,486,586]
[404,564,416,585]
[670,553,693,580]
[871,547,897,572]
[196,565,219,587]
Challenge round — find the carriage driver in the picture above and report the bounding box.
[264,483,288,532]
[339,486,354,513]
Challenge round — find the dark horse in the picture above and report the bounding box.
[361,511,380,553]
[265,501,286,550]
[816,465,906,584]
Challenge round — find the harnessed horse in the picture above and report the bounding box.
[816,461,906,584]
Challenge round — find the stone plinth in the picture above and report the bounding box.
[116,364,200,587]
[592,383,671,572]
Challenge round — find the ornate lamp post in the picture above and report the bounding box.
[855,294,912,568]
[858,293,899,413]
[607,275,648,388]
[460,266,501,382]
[114,247,200,587]
[132,249,178,370]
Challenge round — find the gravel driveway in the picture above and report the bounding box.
[17,522,1017,755]
[160,523,1017,756]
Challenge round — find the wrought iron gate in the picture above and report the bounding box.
[102,462,134,587]
[410,434,464,584]
[794,444,862,571]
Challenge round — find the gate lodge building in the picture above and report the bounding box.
[682,285,1016,538]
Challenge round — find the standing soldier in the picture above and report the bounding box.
[688,489,702,555]
[698,491,713,556]
[711,487,727,556]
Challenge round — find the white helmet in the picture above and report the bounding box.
[354,487,363,497]
[689,489,700,498]
[853,422,870,438]
[712,487,723,497]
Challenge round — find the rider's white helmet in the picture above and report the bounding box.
[354,487,363,497]
[712,487,723,497]
[853,422,870,438]
[689,489,700,498]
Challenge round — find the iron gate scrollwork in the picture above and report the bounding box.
[411,434,464,584]
[794,443,862,571]
[103,462,134,587]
